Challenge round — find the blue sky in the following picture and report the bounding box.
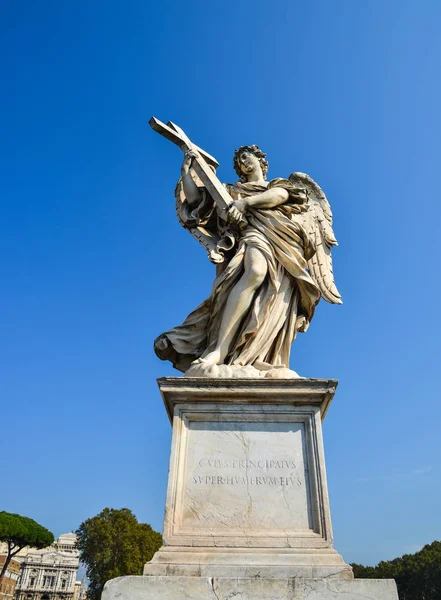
[1,0,440,567]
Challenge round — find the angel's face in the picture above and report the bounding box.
[238,151,260,177]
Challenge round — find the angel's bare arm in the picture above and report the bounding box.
[181,152,202,207]
[227,188,289,225]
[245,187,289,209]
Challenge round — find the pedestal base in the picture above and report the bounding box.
[103,575,399,600]
[144,546,351,579]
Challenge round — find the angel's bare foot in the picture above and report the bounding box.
[192,348,223,366]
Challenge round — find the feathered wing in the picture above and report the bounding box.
[289,172,342,304]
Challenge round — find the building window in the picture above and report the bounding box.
[43,576,55,587]
[29,578,35,586]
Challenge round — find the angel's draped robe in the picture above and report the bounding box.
[155,178,321,373]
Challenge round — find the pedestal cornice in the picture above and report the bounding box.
[157,377,338,423]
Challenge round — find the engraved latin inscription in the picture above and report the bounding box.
[192,458,302,487]
[192,474,302,486]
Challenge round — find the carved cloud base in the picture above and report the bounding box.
[184,362,301,379]
[145,377,353,579]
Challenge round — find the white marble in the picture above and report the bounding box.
[103,575,399,600]
[151,118,342,378]
[182,419,312,533]
[144,378,351,579]
[184,362,301,379]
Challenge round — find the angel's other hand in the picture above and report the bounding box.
[227,208,240,225]
[228,199,248,221]
[232,198,248,213]
[227,200,247,226]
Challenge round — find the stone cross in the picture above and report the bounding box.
[149,117,237,222]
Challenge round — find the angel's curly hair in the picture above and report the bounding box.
[233,145,269,182]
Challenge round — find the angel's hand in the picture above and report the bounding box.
[227,198,248,226]
[181,149,199,175]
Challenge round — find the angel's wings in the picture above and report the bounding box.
[289,172,342,304]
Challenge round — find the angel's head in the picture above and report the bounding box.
[233,145,268,182]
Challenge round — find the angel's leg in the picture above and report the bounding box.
[197,246,267,365]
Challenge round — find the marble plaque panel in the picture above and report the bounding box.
[164,404,329,547]
[183,419,312,532]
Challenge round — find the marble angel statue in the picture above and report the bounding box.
[151,120,342,378]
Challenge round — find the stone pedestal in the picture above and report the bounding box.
[145,377,350,579]
[103,377,398,599]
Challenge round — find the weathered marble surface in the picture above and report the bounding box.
[101,377,399,596]
[151,118,342,378]
[158,377,337,423]
[103,575,399,600]
[144,547,352,579]
[144,378,352,579]
[183,419,311,532]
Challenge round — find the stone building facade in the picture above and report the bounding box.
[0,556,21,600]
[15,534,80,600]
